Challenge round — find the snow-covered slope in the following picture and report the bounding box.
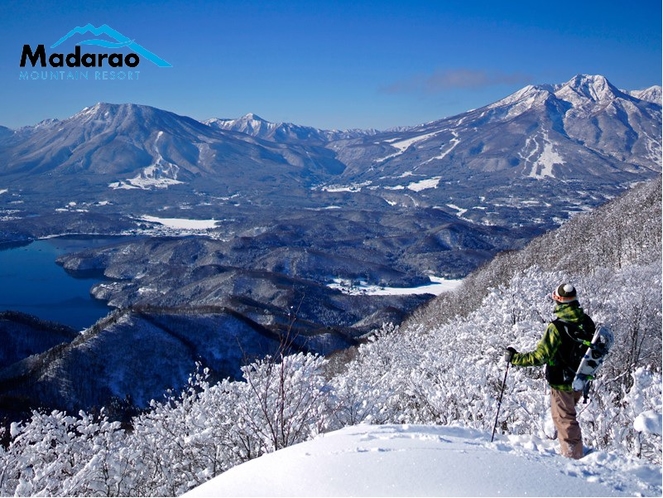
[185,424,660,497]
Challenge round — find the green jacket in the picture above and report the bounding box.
[511,303,593,391]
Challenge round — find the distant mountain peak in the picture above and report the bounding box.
[74,102,138,119]
[482,74,652,124]
[236,113,274,130]
[205,113,372,143]
[555,74,624,104]
[205,113,277,138]
[628,86,662,105]
[242,112,266,122]
[487,83,554,111]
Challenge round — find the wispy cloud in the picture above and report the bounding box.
[381,69,531,94]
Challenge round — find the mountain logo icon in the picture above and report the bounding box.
[51,23,172,67]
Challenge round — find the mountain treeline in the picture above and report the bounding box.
[0,178,660,496]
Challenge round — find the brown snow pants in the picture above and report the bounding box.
[550,389,584,459]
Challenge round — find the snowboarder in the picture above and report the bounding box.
[504,283,595,459]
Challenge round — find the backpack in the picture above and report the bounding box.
[545,315,596,386]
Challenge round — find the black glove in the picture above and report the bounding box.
[504,347,517,363]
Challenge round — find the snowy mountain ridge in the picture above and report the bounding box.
[484,75,627,118]
[555,73,623,104]
[358,74,661,176]
[0,101,349,196]
[206,113,278,136]
[627,85,662,104]
[320,74,660,226]
[206,75,661,142]
[205,112,377,143]
[2,74,659,190]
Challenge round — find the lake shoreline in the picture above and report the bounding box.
[0,236,133,330]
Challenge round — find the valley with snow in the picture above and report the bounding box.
[0,177,659,496]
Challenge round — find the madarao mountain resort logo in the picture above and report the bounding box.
[19,23,171,81]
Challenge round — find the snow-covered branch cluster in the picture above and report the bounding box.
[0,353,333,496]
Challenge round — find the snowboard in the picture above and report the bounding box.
[572,326,614,392]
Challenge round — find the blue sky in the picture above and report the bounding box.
[1,0,661,130]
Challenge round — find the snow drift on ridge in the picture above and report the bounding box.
[184,424,660,497]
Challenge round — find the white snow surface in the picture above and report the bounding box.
[523,131,564,179]
[375,131,441,163]
[634,410,663,435]
[139,215,219,230]
[407,176,441,192]
[185,424,659,497]
[328,276,461,296]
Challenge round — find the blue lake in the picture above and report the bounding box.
[0,237,119,330]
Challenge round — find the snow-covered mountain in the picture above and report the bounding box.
[335,75,661,187]
[205,113,376,143]
[627,85,662,104]
[0,103,346,192]
[1,74,658,196]
[0,74,656,235]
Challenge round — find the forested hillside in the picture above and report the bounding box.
[335,177,661,451]
[0,178,660,496]
[407,176,661,328]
